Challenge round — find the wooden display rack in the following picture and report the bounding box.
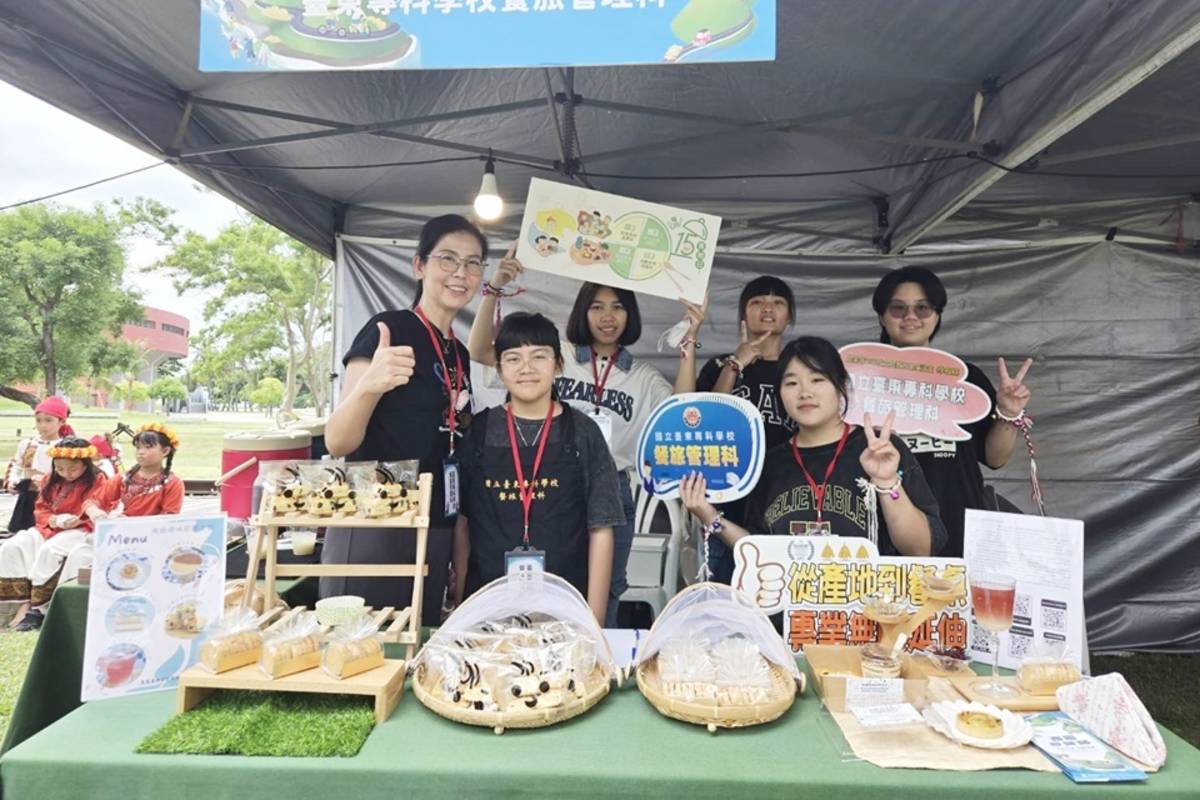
[176,600,411,723]
[241,472,434,661]
[862,573,967,651]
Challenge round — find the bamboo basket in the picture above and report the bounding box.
[412,662,613,735]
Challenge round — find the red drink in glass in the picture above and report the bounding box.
[971,581,1015,632]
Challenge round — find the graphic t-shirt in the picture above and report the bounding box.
[741,428,949,557]
[342,309,473,528]
[897,361,997,557]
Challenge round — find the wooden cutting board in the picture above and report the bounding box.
[948,675,1059,712]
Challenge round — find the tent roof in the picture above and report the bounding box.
[2,0,1200,256]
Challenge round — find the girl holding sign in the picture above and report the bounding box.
[324,214,484,623]
[680,337,947,557]
[469,257,704,626]
[454,313,624,625]
[870,267,1034,557]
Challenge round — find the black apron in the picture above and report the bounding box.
[464,407,589,598]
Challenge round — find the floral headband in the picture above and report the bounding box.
[49,445,98,460]
[136,423,181,450]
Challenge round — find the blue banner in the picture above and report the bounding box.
[635,392,765,504]
[199,0,775,71]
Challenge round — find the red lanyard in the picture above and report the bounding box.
[791,423,851,522]
[414,307,464,454]
[590,348,619,411]
[505,403,555,546]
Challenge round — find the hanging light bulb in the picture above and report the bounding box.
[473,155,503,221]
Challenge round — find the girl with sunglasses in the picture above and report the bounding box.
[324,214,486,623]
[870,267,1034,557]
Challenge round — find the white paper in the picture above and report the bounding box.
[604,628,649,672]
[850,702,924,728]
[963,509,1086,672]
[81,515,227,702]
[845,677,905,708]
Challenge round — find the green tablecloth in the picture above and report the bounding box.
[3,671,1200,800]
[0,579,312,758]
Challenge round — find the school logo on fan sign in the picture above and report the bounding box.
[682,407,702,428]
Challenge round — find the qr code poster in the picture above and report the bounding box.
[732,535,971,654]
[963,510,1086,671]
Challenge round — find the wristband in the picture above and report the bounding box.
[871,475,903,500]
[994,407,1025,423]
[721,356,744,374]
[707,511,725,535]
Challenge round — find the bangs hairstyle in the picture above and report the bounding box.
[45,436,100,494]
[129,430,176,484]
[738,275,795,323]
[493,312,564,368]
[412,214,489,307]
[871,266,947,343]
[777,337,851,414]
[565,283,642,347]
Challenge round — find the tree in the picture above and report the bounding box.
[0,200,175,404]
[159,218,332,415]
[111,379,149,410]
[248,376,284,413]
[149,376,187,411]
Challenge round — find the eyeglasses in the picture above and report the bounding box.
[429,251,486,276]
[886,301,938,319]
[499,350,556,370]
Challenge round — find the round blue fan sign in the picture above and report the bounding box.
[635,392,766,503]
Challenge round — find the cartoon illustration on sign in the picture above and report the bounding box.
[663,0,764,63]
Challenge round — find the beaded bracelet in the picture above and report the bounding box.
[481,282,526,326]
[993,407,1028,426]
[871,473,903,500]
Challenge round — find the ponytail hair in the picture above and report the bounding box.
[128,430,175,487]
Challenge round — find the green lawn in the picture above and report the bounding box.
[0,407,275,482]
[0,631,40,743]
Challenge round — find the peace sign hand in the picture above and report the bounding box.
[361,321,416,395]
[733,321,771,368]
[490,244,524,289]
[995,357,1033,417]
[859,411,901,484]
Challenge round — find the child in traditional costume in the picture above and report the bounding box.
[4,397,73,533]
[0,437,103,630]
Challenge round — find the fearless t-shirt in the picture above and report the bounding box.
[897,361,996,557]
[342,309,473,528]
[741,428,949,557]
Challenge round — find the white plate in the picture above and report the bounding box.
[923,700,1033,750]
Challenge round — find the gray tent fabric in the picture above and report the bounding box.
[337,236,1200,653]
[4,1,1200,255]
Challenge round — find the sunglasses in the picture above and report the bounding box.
[886,301,938,319]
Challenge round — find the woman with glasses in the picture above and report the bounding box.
[468,259,704,626]
[870,267,1034,557]
[323,214,487,622]
[453,313,624,625]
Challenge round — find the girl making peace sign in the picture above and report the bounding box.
[680,337,947,557]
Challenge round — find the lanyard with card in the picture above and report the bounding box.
[414,307,465,518]
[589,349,619,449]
[790,423,850,536]
[504,402,554,574]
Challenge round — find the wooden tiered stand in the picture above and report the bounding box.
[862,572,967,650]
[174,472,433,722]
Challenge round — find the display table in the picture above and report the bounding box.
[4,669,1200,800]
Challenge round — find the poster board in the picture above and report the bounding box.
[516,178,720,305]
[81,515,227,702]
[635,393,764,503]
[963,509,1086,671]
[732,535,971,654]
[839,342,991,441]
[199,0,777,72]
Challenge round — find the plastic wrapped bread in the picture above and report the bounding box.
[199,609,263,673]
[1057,673,1166,768]
[322,616,385,679]
[259,613,322,678]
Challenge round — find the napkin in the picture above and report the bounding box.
[1057,673,1167,768]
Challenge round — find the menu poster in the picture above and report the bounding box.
[963,509,1086,672]
[81,514,227,702]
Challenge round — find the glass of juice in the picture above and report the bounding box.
[969,572,1018,698]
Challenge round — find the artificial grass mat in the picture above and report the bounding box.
[1092,653,1200,749]
[136,690,375,757]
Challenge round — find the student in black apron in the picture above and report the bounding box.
[452,312,625,625]
[323,214,485,623]
[680,336,948,558]
[870,267,1035,557]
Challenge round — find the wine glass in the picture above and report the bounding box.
[969,572,1019,699]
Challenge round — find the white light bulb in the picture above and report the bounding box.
[474,166,503,221]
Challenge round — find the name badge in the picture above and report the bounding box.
[587,407,613,449]
[789,520,832,536]
[443,458,460,519]
[505,546,546,580]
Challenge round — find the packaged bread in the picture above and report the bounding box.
[1017,640,1082,695]
[259,613,322,678]
[199,608,263,673]
[322,616,386,679]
